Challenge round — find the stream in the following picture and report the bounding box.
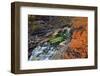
[29,27,71,61]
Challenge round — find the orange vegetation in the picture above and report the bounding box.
[64,17,88,59]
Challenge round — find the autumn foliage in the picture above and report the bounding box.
[64,17,88,59]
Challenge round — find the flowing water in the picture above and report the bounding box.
[29,27,71,61]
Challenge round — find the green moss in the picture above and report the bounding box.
[49,37,64,45]
[48,29,71,45]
